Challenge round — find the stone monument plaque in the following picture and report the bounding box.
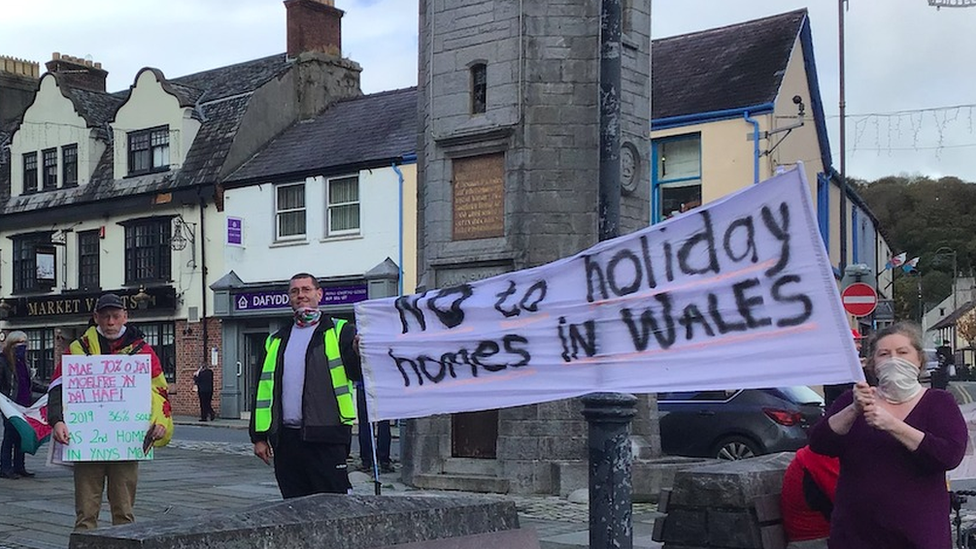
[452,153,505,240]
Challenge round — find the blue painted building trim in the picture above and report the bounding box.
[798,15,833,171]
[817,172,829,250]
[851,208,859,263]
[650,133,701,224]
[392,160,407,295]
[652,103,775,131]
[743,111,761,184]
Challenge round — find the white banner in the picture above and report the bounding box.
[356,168,863,421]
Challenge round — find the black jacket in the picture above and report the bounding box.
[248,318,361,445]
[193,369,214,393]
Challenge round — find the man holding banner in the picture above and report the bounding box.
[48,293,173,531]
[249,272,362,498]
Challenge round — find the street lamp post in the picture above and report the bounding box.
[917,273,923,325]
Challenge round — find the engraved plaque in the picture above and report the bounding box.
[452,153,505,240]
[435,263,511,289]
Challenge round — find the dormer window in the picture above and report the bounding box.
[471,63,487,114]
[22,152,38,194]
[62,144,78,187]
[42,148,58,190]
[128,126,170,176]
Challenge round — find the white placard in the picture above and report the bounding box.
[62,354,153,461]
[355,167,864,421]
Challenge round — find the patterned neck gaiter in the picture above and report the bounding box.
[294,307,322,328]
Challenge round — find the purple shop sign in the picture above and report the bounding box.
[227,217,243,246]
[234,284,368,311]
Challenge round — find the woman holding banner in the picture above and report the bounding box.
[809,321,967,548]
[0,331,42,479]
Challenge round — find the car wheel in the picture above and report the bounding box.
[713,436,761,460]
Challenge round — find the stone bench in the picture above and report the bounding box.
[69,493,539,549]
[651,452,828,549]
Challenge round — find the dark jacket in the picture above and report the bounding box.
[194,368,214,393]
[248,317,361,445]
[0,354,44,406]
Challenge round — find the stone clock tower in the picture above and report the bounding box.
[405,0,654,495]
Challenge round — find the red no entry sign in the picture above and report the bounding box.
[841,282,878,317]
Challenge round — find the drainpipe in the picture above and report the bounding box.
[391,159,407,295]
[199,198,208,370]
[744,111,761,184]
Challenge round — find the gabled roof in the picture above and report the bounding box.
[652,9,807,120]
[1,54,295,218]
[226,86,418,184]
[932,299,976,330]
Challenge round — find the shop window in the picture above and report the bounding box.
[327,176,360,235]
[25,328,55,383]
[652,134,702,223]
[123,218,171,283]
[12,232,54,293]
[275,182,306,240]
[133,322,176,382]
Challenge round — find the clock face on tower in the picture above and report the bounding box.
[620,141,641,195]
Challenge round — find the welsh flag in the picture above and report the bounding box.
[885,252,908,270]
[0,393,52,454]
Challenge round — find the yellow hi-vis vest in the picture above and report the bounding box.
[253,319,355,433]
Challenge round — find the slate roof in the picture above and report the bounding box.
[169,54,290,103]
[1,54,293,216]
[226,86,418,183]
[60,85,126,127]
[932,299,976,330]
[652,9,807,120]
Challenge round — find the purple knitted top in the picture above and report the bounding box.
[809,389,967,548]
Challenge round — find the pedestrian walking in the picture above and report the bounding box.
[193,364,216,421]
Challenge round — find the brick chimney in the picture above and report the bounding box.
[284,0,343,59]
[45,52,108,92]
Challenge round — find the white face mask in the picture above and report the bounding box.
[875,356,922,404]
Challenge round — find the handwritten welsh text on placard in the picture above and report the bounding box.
[62,355,153,461]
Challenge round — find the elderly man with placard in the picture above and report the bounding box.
[48,293,173,531]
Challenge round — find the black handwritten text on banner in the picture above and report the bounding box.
[356,168,863,421]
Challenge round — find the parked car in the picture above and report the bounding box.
[657,387,825,460]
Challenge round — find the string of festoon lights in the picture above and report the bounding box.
[832,103,976,158]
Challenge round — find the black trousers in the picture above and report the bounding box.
[197,391,214,420]
[271,428,351,498]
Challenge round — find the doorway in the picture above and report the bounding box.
[451,410,498,458]
[240,333,268,415]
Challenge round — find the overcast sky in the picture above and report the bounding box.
[2,0,974,182]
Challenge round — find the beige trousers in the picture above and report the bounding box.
[73,461,139,531]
